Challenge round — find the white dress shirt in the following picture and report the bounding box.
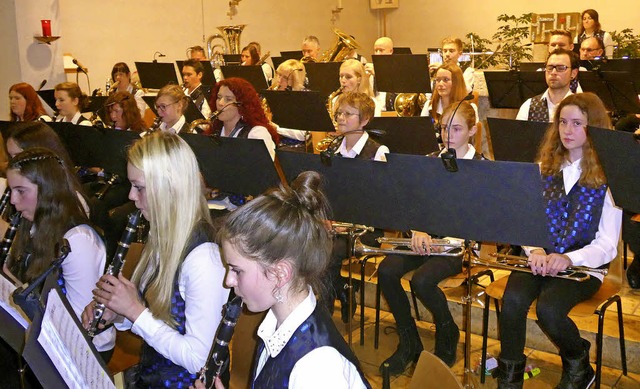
[255,288,368,389]
[159,115,188,133]
[516,89,573,122]
[56,111,91,126]
[336,131,389,161]
[116,242,229,374]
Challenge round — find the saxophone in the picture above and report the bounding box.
[316,87,344,152]
[87,210,142,337]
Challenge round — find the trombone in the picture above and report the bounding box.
[470,252,608,282]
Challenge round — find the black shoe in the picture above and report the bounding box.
[339,282,359,323]
[434,320,460,367]
[555,340,595,389]
[379,321,424,376]
[494,355,526,389]
[627,259,640,289]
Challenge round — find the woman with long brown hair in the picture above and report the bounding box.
[8,83,51,122]
[105,91,146,132]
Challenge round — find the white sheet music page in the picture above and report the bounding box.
[38,289,115,389]
[0,274,29,328]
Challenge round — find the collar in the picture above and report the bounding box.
[159,115,186,133]
[437,144,477,159]
[185,83,202,96]
[560,158,582,194]
[336,131,369,158]
[256,287,315,358]
[542,88,573,106]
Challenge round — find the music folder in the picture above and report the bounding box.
[271,56,285,70]
[85,95,109,117]
[487,117,548,163]
[0,272,30,353]
[392,47,412,54]
[483,70,547,109]
[304,62,342,97]
[372,54,432,93]
[364,116,439,155]
[134,61,179,89]
[262,90,334,132]
[176,60,217,86]
[222,54,242,65]
[37,89,57,112]
[280,50,303,60]
[220,65,269,91]
[579,71,640,115]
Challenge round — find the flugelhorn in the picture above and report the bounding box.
[88,210,142,337]
[470,253,607,282]
[353,236,468,257]
[197,295,243,388]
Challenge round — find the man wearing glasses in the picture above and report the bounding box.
[579,37,605,61]
[516,49,579,122]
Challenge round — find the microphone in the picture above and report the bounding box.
[320,128,380,166]
[37,79,47,91]
[153,51,166,63]
[72,58,88,74]
[441,93,474,173]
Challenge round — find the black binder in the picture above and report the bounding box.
[134,62,179,89]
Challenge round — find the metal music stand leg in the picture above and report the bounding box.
[461,240,478,389]
[18,356,27,389]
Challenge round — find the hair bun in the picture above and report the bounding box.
[287,171,329,217]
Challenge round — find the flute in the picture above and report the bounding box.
[87,210,142,337]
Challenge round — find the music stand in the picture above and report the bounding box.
[134,62,179,89]
[483,70,548,109]
[304,62,342,97]
[176,60,217,86]
[393,47,412,54]
[220,65,269,91]
[579,71,640,115]
[487,117,548,162]
[179,134,280,196]
[280,50,303,60]
[595,58,640,90]
[519,62,545,72]
[0,273,29,353]
[23,288,114,389]
[364,116,439,155]
[222,54,242,65]
[261,90,334,132]
[85,96,109,122]
[271,56,285,70]
[37,89,57,112]
[48,123,139,178]
[372,54,431,93]
[590,127,640,214]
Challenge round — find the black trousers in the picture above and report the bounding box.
[499,272,602,360]
[378,253,462,329]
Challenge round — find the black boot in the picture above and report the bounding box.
[338,281,359,323]
[494,355,526,389]
[379,321,424,375]
[556,340,595,389]
[434,320,460,367]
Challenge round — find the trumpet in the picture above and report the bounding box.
[331,222,374,235]
[470,253,608,282]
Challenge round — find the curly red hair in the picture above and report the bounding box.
[9,83,47,122]
[209,77,279,143]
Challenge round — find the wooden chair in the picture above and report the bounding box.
[479,254,628,388]
[409,351,463,389]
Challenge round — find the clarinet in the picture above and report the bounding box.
[95,173,120,200]
[87,209,142,337]
[197,295,243,388]
[0,212,22,268]
[0,187,11,219]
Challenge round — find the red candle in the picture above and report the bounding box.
[41,20,51,37]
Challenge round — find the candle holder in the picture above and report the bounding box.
[34,36,61,45]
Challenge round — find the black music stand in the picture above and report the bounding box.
[48,122,140,178]
[261,90,334,132]
[135,62,179,89]
[85,96,109,122]
[484,70,548,109]
[304,62,342,97]
[579,71,640,116]
[179,134,280,196]
[220,65,269,91]
[590,127,640,214]
[222,54,242,65]
[593,58,640,90]
[393,47,412,54]
[271,56,285,70]
[23,288,114,389]
[364,116,439,155]
[487,117,548,162]
[280,50,303,60]
[176,60,217,86]
[372,54,431,93]
[36,89,56,112]
[519,62,545,72]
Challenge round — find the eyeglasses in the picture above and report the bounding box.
[334,111,360,120]
[580,47,599,52]
[434,77,452,83]
[154,101,178,111]
[545,65,569,72]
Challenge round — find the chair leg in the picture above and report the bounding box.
[480,292,491,384]
[616,297,627,375]
[375,279,381,349]
[359,256,371,346]
[409,281,421,321]
[595,295,625,389]
[623,242,628,269]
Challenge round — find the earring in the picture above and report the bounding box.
[274,288,284,304]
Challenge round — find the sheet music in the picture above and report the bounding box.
[0,274,29,328]
[37,290,114,389]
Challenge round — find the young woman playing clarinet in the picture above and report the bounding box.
[4,147,114,359]
[83,132,229,388]
[377,101,484,374]
[495,92,622,389]
[198,171,371,389]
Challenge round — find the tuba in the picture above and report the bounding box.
[318,28,360,62]
[206,25,247,57]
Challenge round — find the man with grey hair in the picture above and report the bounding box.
[302,35,321,61]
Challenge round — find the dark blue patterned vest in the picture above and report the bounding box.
[338,137,382,161]
[251,303,371,389]
[528,94,549,122]
[543,172,607,254]
[136,223,213,388]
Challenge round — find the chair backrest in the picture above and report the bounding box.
[409,351,463,389]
